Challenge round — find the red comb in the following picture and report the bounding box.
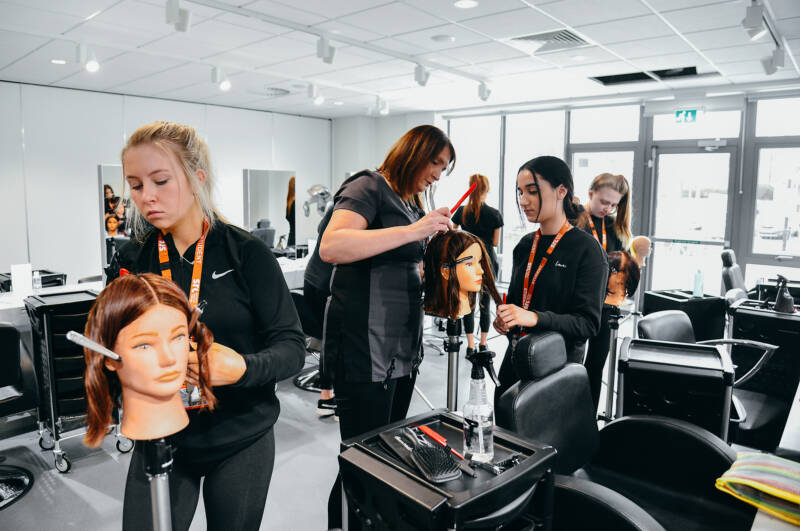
[451,182,478,214]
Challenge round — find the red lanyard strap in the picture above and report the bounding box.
[157,220,208,308]
[586,210,606,251]
[521,221,572,310]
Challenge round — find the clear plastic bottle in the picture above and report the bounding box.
[463,370,494,463]
[32,270,42,292]
[692,268,704,298]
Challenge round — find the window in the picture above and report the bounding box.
[752,147,800,257]
[569,105,640,143]
[653,110,741,140]
[570,151,634,206]
[501,110,566,281]
[756,98,800,137]
[744,263,800,287]
[440,116,500,211]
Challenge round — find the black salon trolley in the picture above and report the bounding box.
[24,289,133,472]
[338,410,556,530]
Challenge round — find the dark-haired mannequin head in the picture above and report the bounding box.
[605,251,640,306]
[424,231,501,320]
[83,273,216,447]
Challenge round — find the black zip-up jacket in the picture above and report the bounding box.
[507,228,608,363]
[107,220,305,457]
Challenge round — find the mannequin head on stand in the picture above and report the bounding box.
[605,251,641,306]
[82,273,216,447]
[424,231,501,320]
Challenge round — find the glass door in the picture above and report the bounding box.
[570,150,635,206]
[648,149,735,294]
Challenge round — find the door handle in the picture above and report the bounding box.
[775,255,794,262]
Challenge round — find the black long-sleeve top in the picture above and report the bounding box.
[507,228,608,363]
[107,219,305,458]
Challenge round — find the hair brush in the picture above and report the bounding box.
[403,428,461,484]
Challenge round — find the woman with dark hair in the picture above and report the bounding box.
[452,174,503,354]
[286,176,296,247]
[494,156,608,400]
[320,124,455,529]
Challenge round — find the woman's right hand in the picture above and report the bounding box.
[410,207,452,239]
[493,314,509,335]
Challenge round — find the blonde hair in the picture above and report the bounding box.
[121,121,222,241]
[579,173,632,246]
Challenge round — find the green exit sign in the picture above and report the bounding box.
[675,109,698,123]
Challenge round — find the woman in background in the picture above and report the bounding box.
[286,176,296,247]
[452,174,503,355]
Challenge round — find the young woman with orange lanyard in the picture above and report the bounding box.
[106,121,305,531]
[494,156,608,401]
[576,173,632,409]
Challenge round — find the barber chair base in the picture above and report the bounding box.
[574,466,754,531]
[0,460,33,510]
[293,366,322,393]
[732,389,789,451]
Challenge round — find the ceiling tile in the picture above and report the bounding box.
[0,38,120,85]
[537,0,651,27]
[769,0,800,21]
[339,3,442,37]
[538,45,619,67]
[313,59,410,84]
[716,60,767,76]
[59,52,185,90]
[729,70,800,84]
[271,0,391,19]
[351,73,419,92]
[703,42,775,64]
[631,51,708,72]
[413,51,469,68]
[645,0,733,11]
[367,37,430,55]
[314,19,384,42]
[139,34,226,60]
[683,27,756,49]
[394,23,490,52]
[438,42,527,64]
[261,48,381,78]
[606,35,693,59]
[118,62,211,96]
[576,15,674,45]
[0,2,85,34]
[64,20,162,49]
[461,56,553,77]
[92,0,182,37]
[776,17,800,40]
[0,0,120,19]
[562,60,642,79]
[459,8,561,40]
[398,0,523,23]
[223,35,316,67]
[187,18,273,48]
[240,0,330,26]
[0,30,49,69]
[137,0,219,19]
[216,12,292,35]
[660,2,746,33]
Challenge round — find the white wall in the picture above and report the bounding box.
[0,82,331,282]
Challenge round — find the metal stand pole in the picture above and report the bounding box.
[601,306,622,422]
[445,319,462,412]
[143,439,173,531]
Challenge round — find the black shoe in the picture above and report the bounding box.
[466,347,477,358]
[478,344,488,352]
[317,397,337,418]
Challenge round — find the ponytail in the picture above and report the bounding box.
[464,174,489,224]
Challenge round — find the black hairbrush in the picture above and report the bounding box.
[404,428,461,483]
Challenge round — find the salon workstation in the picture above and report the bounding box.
[3,1,800,530]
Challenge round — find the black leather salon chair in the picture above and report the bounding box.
[290,290,323,392]
[0,324,34,509]
[251,226,276,249]
[638,310,785,450]
[496,331,755,531]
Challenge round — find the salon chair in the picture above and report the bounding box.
[251,226,276,249]
[290,290,323,392]
[638,310,784,450]
[496,331,754,531]
[0,324,34,509]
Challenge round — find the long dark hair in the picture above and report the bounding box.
[377,125,455,210]
[517,156,579,222]
[82,273,217,447]
[423,231,501,320]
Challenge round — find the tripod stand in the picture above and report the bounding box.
[444,319,463,411]
[143,438,174,531]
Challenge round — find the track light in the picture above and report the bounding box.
[166,0,191,32]
[308,84,325,105]
[478,81,491,101]
[742,2,768,41]
[414,64,430,87]
[316,36,335,64]
[76,43,99,73]
[211,66,231,91]
[375,96,389,116]
[761,47,785,76]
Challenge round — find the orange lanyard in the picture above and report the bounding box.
[157,220,208,308]
[586,210,606,251]
[521,221,572,310]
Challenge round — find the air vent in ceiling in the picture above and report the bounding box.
[591,66,719,86]
[511,29,589,54]
[248,86,291,98]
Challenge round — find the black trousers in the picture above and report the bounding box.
[585,306,613,410]
[462,255,498,336]
[327,373,417,529]
[122,428,275,531]
[305,281,332,390]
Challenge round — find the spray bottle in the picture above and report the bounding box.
[774,275,795,314]
[463,349,499,463]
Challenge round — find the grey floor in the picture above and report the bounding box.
[0,316,631,530]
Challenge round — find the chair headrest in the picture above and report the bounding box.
[638,310,696,343]
[257,219,271,228]
[721,248,736,267]
[512,331,568,381]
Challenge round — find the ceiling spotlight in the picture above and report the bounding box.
[211,66,231,90]
[431,34,456,43]
[414,64,430,87]
[316,36,336,64]
[454,0,479,8]
[742,2,768,41]
[308,83,325,104]
[166,0,191,32]
[76,43,100,73]
[376,96,389,116]
[761,46,785,75]
[478,81,491,101]
[50,59,67,65]
[219,78,232,91]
